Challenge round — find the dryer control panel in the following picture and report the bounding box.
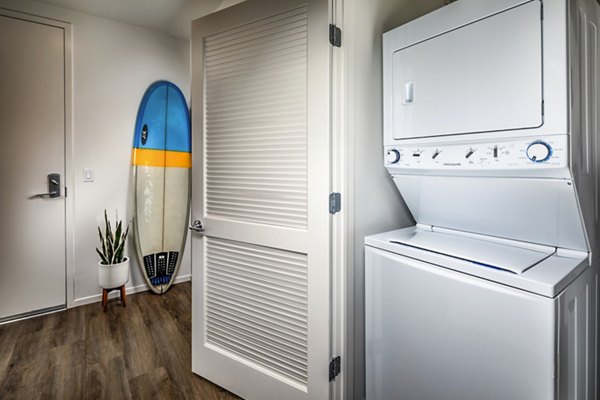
[384,136,567,172]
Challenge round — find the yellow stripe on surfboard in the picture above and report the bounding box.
[131,148,191,168]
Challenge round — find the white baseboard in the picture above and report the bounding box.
[72,274,191,307]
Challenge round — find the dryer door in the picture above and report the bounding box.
[391,0,543,139]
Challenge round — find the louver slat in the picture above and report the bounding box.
[207,312,307,358]
[204,6,308,229]
[205,237,308,386]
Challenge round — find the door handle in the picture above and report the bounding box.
[30,173,61,199]
[189,219,205,235]
[404,81,414,104]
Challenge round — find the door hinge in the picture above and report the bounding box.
[329,192,341,214]
[329,24,341,47]
[65,186,67,197]
[329,356,341,381]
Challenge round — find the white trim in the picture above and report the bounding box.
[73,274,191,307]
[0,8,75,311]
[0,305,65,326]
[331,0,348,398]
[0,6,69,25]
[338,0,356,398]
[63,18,75,309]
[0,276,192,324]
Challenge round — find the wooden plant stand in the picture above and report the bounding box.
[101,285,127,312]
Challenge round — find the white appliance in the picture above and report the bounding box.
[366,0,600,399]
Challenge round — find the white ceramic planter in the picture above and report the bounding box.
[98,258,130,289]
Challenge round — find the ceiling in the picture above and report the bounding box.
[34,0,240,39]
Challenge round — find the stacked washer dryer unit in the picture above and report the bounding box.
[365,0,600,399]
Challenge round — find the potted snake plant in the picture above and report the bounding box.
[96,210,130,289]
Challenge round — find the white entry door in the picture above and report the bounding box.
[190,0,331,398]
[0,13,66,321]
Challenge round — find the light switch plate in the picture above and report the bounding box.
[83,168,94,182]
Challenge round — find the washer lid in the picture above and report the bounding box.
[387,227,554,274]
[365,226,589,297]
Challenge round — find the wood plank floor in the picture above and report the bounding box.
[0,282,241,400]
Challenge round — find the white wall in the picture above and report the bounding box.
[343,0,445,398]
[0,0,191,305]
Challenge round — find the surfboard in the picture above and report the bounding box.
[131,81,191,294]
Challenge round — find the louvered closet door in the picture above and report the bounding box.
[190,0,331,399]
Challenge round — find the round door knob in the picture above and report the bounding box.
[386,149,401,164]
[526,141,552,163]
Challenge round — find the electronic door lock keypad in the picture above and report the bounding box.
[29,173,61,199]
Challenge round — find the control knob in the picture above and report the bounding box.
[386,149,401,164]
[526,141,552,163]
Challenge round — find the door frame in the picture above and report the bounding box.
[330,0,348,398]
[0,8,74,312]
